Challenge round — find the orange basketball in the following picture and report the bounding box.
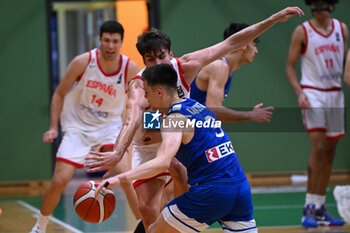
[73,180,115,223]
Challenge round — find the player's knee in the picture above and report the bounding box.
[311,142,326,156]
[50,176,70,191]
[138,201,158,216]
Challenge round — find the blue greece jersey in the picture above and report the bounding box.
[167,98,245,185]
[162,98,256,233]
[190,57,233,105]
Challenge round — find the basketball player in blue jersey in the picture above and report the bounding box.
[87,7,304,232]
[191,23,274,122]
[95,64,257,233]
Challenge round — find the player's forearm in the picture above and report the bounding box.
[49,93,64,130]
[345,74,350,88]
[210,107,252,123]
[123,157,169,182]
[225,12,284,54]
[286,65,302,96]
[113,122,138,156]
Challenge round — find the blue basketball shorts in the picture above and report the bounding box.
[162,178,257,233]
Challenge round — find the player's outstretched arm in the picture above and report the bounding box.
[85,79,146,174]
[180,7,304,84]
[95,128,183,196]
[43,53,90,143]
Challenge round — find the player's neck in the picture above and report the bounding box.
[98,51,121,74]
[169,96,184,109]
[311,16,332,30]
[226,52,241,73]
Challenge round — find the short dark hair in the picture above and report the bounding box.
[99,20,124,40]
[142,64,178,92]
[136,28,172,57]
[223,22,260,43]
[305,0,338,5]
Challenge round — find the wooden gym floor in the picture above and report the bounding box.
[1,170,349,233]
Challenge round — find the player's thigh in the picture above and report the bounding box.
[135,178,165,206]
[302,89,326,130]
[325,91,345,138]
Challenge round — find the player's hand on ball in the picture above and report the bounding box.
[95,176,121,199]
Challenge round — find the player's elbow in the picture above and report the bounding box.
[285,63,292,74]
[157,158,172,172]
[160,160,171,171]
[345,76,350,88]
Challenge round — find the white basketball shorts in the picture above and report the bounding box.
[302,88,345,139]
[56,125,121,168]
[132,142,170,188]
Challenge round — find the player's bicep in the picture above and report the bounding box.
[126,61,140,83]
[286,26,305,67]
[55,53,89,96]
[341,23,349,57]
[205,66,228,108]
[124,80,145,126]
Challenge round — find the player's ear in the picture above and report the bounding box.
[169,50,174,59]
[156,88,163,97]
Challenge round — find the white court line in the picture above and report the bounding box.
[251,185,307,194]
[254,203,336,210]
[17,200,83,233]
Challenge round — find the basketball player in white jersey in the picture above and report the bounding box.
[29,21,140,233]
[86,7,304,232]
[286,0,348,228]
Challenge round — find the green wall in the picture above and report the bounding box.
[0,0,52,181]
[160,0,350,173]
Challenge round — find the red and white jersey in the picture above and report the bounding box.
[132,57,190,146]
[132,57,190,97]
[60,48,130,131]
[300,19,345,90]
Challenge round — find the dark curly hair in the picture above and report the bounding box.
[136,28,171,57]
[305,0,339,5]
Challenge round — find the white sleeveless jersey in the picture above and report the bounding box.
[60,48,130,131]
[132,57,191,146]
[300,19,345,89]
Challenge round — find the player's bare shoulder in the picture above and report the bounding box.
[126,60,140,83]
[198,59,228,82]
[68,52,91,74]
[128,78,149,108]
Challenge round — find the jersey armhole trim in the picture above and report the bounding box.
[339,19,345,41]
[301,24,308,55]
[77,50,92,82]
[124,58,130,93]
[175,57,190,92]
